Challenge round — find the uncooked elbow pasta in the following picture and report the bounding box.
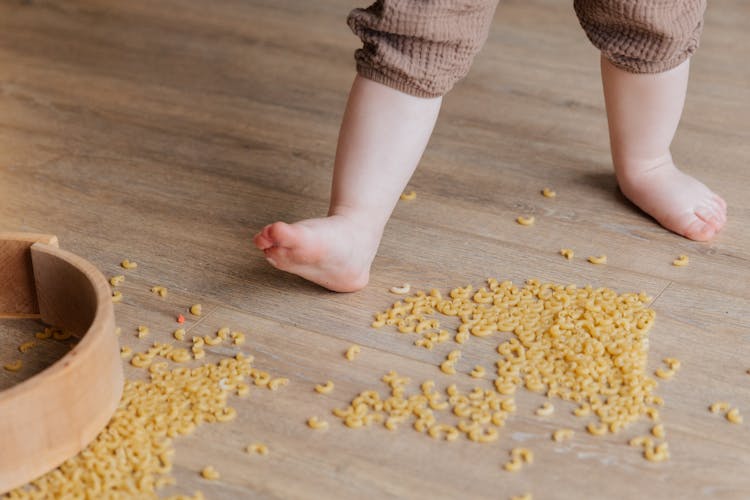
[109,275,125,286]
[535,402,554,416]
[552,429,574,442]
[315,381,335,394]
[541,187,556,198]
[726,408,743,424]
[200,466,220,480]
[672,255,689,266]
[247,443,269,455]
[516,215,535,226]
[112,291,123,303]
[120,259,138,269]
[345,345,361,361]
[268,377,289,391]
[400,190,417,201]
[307,417,329,430]
[190,304,202,316]
[587,255,607,265]
[3,359,23,372]
[150,286,168,297]
[559,248,574,260]
[390,283,411,294]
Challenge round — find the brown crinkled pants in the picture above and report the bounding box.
[347,0,707,98]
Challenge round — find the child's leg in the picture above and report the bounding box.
[253,76,441,292]
[575,0,725,240]
[601,56,726,241]
[255,0,498,291]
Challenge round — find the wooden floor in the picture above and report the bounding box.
[1,0,749,498]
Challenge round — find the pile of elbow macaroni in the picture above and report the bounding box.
[4,330,277,499]
[336,279,671,462]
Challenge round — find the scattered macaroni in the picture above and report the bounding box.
[390,283,411,294]
[3,360,23,372]
[137,325,150,338]
[190,304,202,316]
[559,248,574,260]
[268,377,289,391]
[552,429,574,442]
[710,401,730,414]
[400,190,417,201]
[587,255,607,265]
[18,340,36,353]
[651,424,665,439]
[247,444,269,455]
[173,328,186,341]
[345,345,361,361]
[726,408,743,424]
[654,367,674,379]
[307,417,329,430]
[315,381,335,394]
[535,402,554,417]
[109,275,125,286]
[672,255,689,267]
[120,346,133,358]
[200,466,220,480]
[516,215,535,226]
[541,187,556,198]
[112,291,123,303]
[151,286,168,297]
[470,365,486,378]
[120,259,138,269]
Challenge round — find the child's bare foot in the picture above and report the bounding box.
[617,157,727,241]
[253,215,379,292]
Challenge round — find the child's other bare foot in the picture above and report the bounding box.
[253,215,379,292]
[617,157,727,241]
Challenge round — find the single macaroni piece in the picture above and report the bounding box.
[200,466,220,480]
[400,190,417,201]
[470,365,486,378]
[511,448,534,464]
[345,345,361,361]
[307,417,329,430]
[663,357,681,370]
[709,401,730,413]
[654,367,674,379]
[512,494,533,500]
[120,346,133,358]
[236,383,250,396]
[516,215,535,226]
[109,275,125,286]
[204,335,222,346]
[192,347,206,360]
[247,443,269,455]
[390,283,411,294]
[541,187,556,198]
[573,404,591,417]
[52,329,72,341]
[112,291,123,303]
[268,377,289,391]
[231,331,246,345]
[447,350,461,362]
[315,381,335,394]
[651,424,665,439]
[137,325,150,338]
[629,436,653,448]
[440,360,456,375]
[503,458,523,472]
[552,429,574,442]
[644,442,669,462]
[173,328,186,341]
[588,255,607,265]
[535,402,554,417]
[560,248,574,260]
[190,304,202,316]
[215,407,237,422]
[150,285,168,297]
[18,340,36,353]
[120,259,138,269]
[587,422,608,436]
[3,359,23,372]
[726,408,743,424]
[672,255,689,267]
[170,348,191,363]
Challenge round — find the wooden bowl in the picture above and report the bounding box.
[0,233,123,493]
